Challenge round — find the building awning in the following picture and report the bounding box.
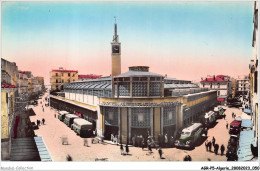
[243,108,252,115]
[241,119,253,128]
[34,136,52,161]
[217,98,225,102]
[237,130,256,161]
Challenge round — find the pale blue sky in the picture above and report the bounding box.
[2,1,254,83]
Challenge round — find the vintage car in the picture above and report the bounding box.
[227,135,239,149]
[174,123,204,149]
[57,111,69,121]
[229,120,242,135]
[64,114,79,127]
[72,118,93,137]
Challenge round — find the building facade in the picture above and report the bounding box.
[1,83,17,160]
[36,77,45,92]
[200,75,232,105]
[236,75,250,97]
[1,58,18,86]
[18,71,28,94]
[249,1,258,142]
[50,21,217,145]
[50,67,78,91]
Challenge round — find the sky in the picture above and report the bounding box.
[1,1,254,84]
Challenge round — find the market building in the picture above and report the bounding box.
[50,21,217,144]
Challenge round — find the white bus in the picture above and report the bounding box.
[58,111,69,121]
[72,118,93,137]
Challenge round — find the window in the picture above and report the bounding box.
[105,107,118,126]
[73,79,75,82]
[68,73,71,77]
[56,73,58,76]
[68,79,70,83]
[217,91,220,96]
[132,82,147,96]
[56,85,59,90]
[73,74,75,77]
[210,83,212,88]
[56,79,58,83]
[203,83,205,87]
[131,108,150,127]
[218,83,220,88]
[62,79,64,83]
[119,82,130,96]
[149,82,161,96]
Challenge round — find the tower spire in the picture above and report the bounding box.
[113,16,118,42]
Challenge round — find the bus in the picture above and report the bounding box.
[174,123,204,149]
[214,106,225,119]
[204,111,216,128]
[58,111,69,121]
[72,118,93,137]
[64,114,79,127]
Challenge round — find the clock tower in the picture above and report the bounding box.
[111,17,121,77]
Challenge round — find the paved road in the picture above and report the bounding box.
[30,93,243,161]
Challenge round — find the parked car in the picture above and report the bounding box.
[58,111,69,121]
[64,114,79,127]
[227,135,239,149]
[174,123,205,149]
[72,118,93,137]
[229,120,242,135]
[226,145,238,161]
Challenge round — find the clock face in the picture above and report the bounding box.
[112,45,120,54]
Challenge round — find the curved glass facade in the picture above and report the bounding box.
[131,108,150,128]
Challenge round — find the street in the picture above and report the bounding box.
[30,92,243,161]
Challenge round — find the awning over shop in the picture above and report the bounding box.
[237,130,256,161]
[243,108,252,115]
[217,98,225,102]
[241,119,253,128]
[34,136,52,161]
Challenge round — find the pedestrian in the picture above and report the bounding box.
[205,128,208,137]
[42,118,45,125]
[208,141,212,152]
[43,108,44,112]
[111,133,114,142]
[158,147,163,159]
[226,122,228,129]
[205,140,208,151]
[214,144,219,155]
[223,113,226,120]
[132,135,136,146]
[125,144,129,155]
[212,136,216,147]
[232,112,234,118]
[84,138,88,147]
[234,114,236,119]
[37,120,40,127]
[164,134,168,148]
[220,144,225,156]
[170,136,174,148]
[120,144,124,155]
[54,114,56,118]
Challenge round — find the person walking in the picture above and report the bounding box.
[214,144,219,155]
[208,141,212,152]
[158,147,163,159]
[125,144,129,155]
[212,136,216,147]
[220,144,225,156]
[223,113,226,120]
[132,135,136,146]
[42,118,45,125]
[232,112,234,118]
[37,120,40,127]
[226,122,229,129]
[54,114,56,118]
[148,144,152,153]
[120,144,124,155]
[84,138,88,147]
[205,140,209,151]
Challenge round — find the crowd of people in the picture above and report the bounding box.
[205,136,225,156]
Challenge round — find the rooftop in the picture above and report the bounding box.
[52,69,78,73]
[1,83,17,88]
[116,71,163,77]
[78,74,102,79]
[201,75,229,82]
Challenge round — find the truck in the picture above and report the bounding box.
[64,114,79,127]
[229,120,242,135]
[72,118,93,137]
[174,123,204,149]
[58,111,69,122]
